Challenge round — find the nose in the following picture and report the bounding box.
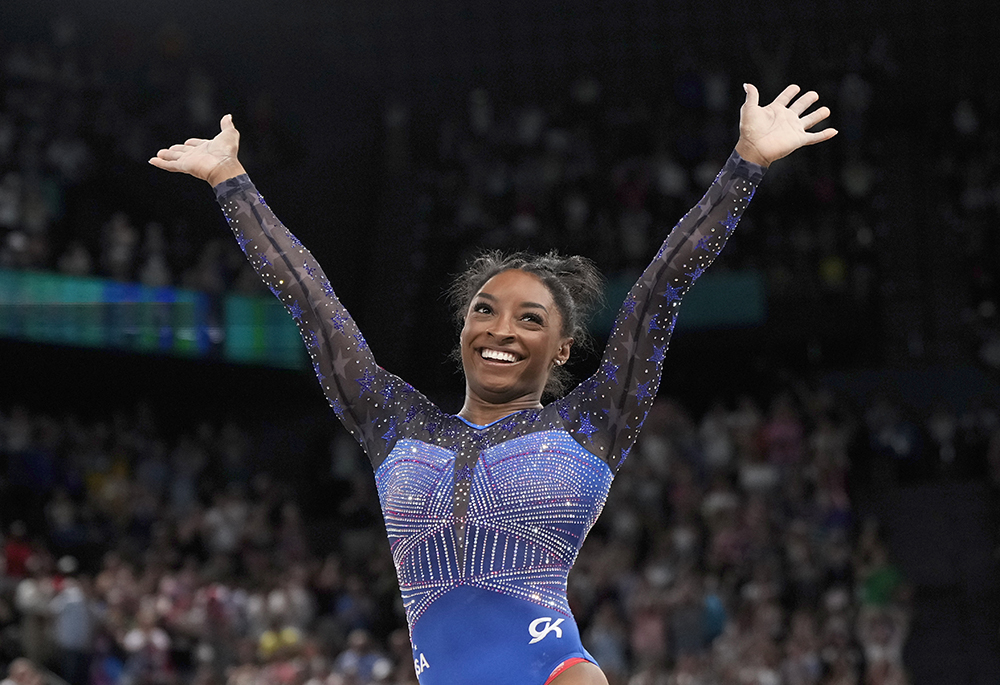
[486,314,515,340]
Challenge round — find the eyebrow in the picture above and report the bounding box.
[474,292,549,312]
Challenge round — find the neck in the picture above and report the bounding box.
[458,392,543,426]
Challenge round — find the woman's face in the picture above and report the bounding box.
[460,269,572,407]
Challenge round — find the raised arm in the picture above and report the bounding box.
[559,84,837,473]
[150,117,417,467]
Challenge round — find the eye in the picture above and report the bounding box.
[520,312,544,325]
[472,301,493,315]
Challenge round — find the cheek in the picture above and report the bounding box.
[459,323,474,348]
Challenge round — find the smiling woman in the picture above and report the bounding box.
[150,83,836,685]
[447,250,605,402]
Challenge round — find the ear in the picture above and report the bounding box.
[553,337,573,366]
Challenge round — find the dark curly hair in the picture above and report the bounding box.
[446,250,606,398]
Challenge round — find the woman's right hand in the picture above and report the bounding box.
[149,114,246,186]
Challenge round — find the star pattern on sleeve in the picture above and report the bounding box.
[577,413,599,438]
[330,310,347,331]
[331,397,344,418]
[288,301,304,322]
[236,232,251,252]
[356,367,377,394]
[635,380,655,402]
[663,283,684,303]
[621,294,638,316]
[695,235,714,253]
[354,331,369,351]
[258,253,272,268]
[648,344,666,364]
[402,404,421,424]
[303,262,318,279]
[601,361,620,385]
[382,416,398,447]
[686,265,706,283]
[721,210,740,237]
[647,315,661,333]
[557,402,572,422]
[312,362,326,383]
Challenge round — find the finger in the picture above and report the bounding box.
[743,83,760,108]
[220,113,236,131]
[156,148,184,161]
[184,138,208,146]
[148,156,176,171]
[800,106,832,130]
[789,90,819,116]
[168,143,192,153]
[773,84,801,108]
[802,128,839,146]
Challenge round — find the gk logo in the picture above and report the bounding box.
[528,617,565,644]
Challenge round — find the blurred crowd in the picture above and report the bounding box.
[403,45,891,324]
[4,378,997,685]
[0,16,269,298]
[938,96,1000,369]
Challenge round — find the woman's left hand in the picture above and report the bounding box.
[734,83,837,167]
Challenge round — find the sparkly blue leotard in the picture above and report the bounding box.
[215,150,764,684]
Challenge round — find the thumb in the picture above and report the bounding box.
[220,113,236,132]
[743,83,759,108]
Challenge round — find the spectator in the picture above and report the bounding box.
[49,560,96,685]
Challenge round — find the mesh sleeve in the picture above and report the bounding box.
[557,150,766,473]
[214,175,419,468]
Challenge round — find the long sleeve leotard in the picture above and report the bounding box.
[214,150,764,685]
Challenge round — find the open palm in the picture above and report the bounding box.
[149,114,245,186]
[735,84,837,167]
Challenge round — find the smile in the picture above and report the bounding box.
[479,348,521,363]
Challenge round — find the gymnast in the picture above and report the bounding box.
[151,83,835,685]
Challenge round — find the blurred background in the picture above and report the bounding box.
[0,1,998,684]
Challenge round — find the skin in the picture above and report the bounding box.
[457,268,573,425]
[150,83,836,685]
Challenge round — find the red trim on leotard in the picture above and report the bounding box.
[545,657,590,684]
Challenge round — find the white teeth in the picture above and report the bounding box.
[481,349,519,363]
